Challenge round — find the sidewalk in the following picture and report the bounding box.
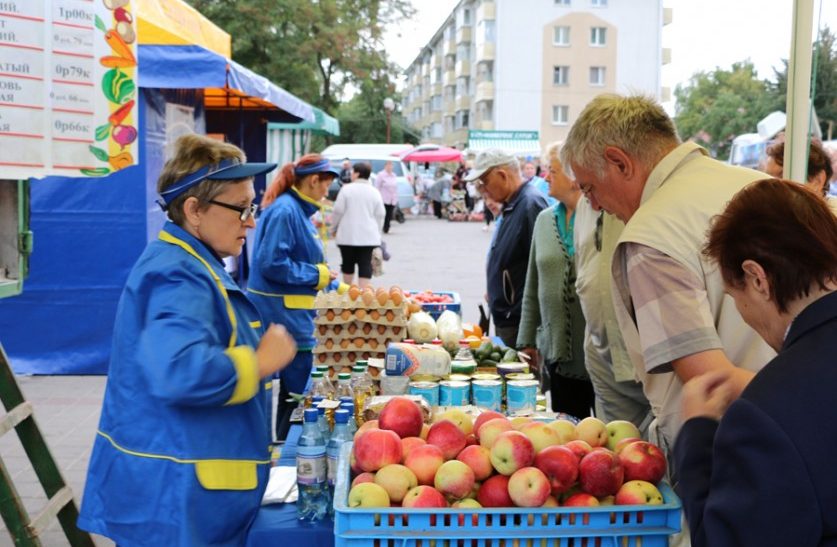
[0,215,495,546]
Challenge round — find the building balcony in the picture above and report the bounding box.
[443,128,469,148]
[428,111,442,124]
[455,60,471,76]
[475,81,494,103]
[456,95,471,110]
[444,69,456,85]
[433,83,442,95]
[475,120,494,131]
[456,26,471,44]
[475,42,495,62]
[477,1,495,22]
[662,47,672,65]
[661,86,672,103]
[663,7,673,26]
[444,37,456,55]
[443,99,456,114]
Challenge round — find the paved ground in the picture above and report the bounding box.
[0,215,495,546]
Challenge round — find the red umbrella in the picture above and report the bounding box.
[397,146,463,163]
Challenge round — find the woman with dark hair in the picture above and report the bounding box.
[78,134,297,545]
[764,139,837,213]
[675,178,837,547]
[248,153,347,440]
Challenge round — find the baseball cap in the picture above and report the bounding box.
[159,158,277,208]
[463,148,519,182]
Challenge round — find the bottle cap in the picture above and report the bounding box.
[339,396,354,404]
[317,405,326,416]
[340,401,354,410]
[338,373,351,380]
[334,409,349,424]
[312,396,324,404]
[431,339,443,345]
[352,366,365,373]
[303,408,318,423]
[311,371,323,378]
[315,365,329,372]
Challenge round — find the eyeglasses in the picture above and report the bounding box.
[577,181,594,197]
[474,167,497,191]
[207,199,259,222]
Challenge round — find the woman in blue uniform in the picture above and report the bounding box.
[249,154,347,440]
[77,134,297,546]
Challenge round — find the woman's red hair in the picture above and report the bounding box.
[262,153,326,208]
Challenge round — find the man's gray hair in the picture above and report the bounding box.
[560,94,680,178]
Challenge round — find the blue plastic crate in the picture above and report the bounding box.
[406,290,461,320]
[333,443,681,547]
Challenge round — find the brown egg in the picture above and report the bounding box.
[340,339,350,349]
[325,339,334,349]
[340,309,352,320]
[317,353,327,363]
[408,302,422,314]
[392,326,402,335]
[362,323,373,334]
[361,288,375,306]
[385,310,395,322]
[355,309,367,320]
[361,352,370,360]
[369,339,379,349]
[348,323,358,334]
[377,325,387,335]
[333,325,343,335]
[348,285,361,301]
[390,291,403,306]
[354,338,364,348]
[333,353,343,363]
[318,325,327,335]
[376,290,389,306]
[347,352,357,362]
[326,310,335,321]
[370,310,381,320]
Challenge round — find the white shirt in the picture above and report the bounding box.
[331,179,386,246]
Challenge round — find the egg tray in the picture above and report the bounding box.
[314,311,407,328]
[314,291,409,311]
[315,322,406,341]
[313,339,391,355]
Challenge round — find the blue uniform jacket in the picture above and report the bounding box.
[674,291,837,546]
[78,222,272,547]
[248,188,340,348]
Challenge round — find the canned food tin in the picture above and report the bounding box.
[536,394,547,411]
[410,374,441,383]
[447,373,472,383]
[409,381,440,407]
[471,380,503,412]
[496,363,530,378]
[451,360,477,375]
[471,373,501,382]
[439,380,471,407]
[506,372,536,382]
[506,380,538,414]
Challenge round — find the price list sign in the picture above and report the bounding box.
[0,0,137,180]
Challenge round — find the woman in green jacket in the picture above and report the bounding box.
[517,142,594,418]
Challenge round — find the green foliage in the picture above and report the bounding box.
[185,0,415,118]
[674,61,775,160]
[771,26,837,139]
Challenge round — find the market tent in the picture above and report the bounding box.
[266,107,341,170]
[0,0,323,375]
[399,146,463,163]
[467,130,542,157]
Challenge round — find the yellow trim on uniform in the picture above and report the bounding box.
[158,231,238,348]
[290,186,329,245]
[224,346,260,405]
[195,460,257,490]
[264,381,273,390]
[315,264,330,290]
[249,320,262,329]
[96,430,270,465]
[283,294,316,309]
[336,282,350,295]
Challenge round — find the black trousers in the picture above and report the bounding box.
[383,204,395,233]
[432,200,443,218]
[545,363,595,419]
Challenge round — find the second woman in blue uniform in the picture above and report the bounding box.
[249,154,347,439]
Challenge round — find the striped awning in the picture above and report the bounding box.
[467,130,542,156]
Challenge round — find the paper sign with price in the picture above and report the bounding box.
[0,0,138,179]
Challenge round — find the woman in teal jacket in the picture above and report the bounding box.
[78,135,297,546]
[249,154,346,440]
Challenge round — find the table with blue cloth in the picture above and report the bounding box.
[246,425,335,547]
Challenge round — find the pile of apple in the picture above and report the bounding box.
[347,397,667,510]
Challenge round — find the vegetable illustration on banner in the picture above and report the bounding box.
[83,0,137,177]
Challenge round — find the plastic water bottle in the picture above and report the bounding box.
[311,371,331,399]
[315,365,335,396]
[297,408,328,521]
[336,372,353,399]
[316,405,331,442]
[327,409,352,518]
[340,401,358,437]
[350,365,372,420]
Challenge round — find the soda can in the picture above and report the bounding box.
[409,381,440,407]
[506,380,538,415]
[439,380,471,406]
[471,380,503,412]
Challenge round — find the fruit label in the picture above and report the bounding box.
[296,448,326,485]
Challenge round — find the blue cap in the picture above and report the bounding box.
[158,157,277,209]
[334,409,349,424]
[294,158,340,178]
[303,408,318,423]
[316,406,326,416]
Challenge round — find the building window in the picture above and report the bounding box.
[434,67,442,83]
[590,27,607,46]
[592,0,607,5]
[589,66,605,86]
[553,66,570,86]
[463,8,471,25]
[552,105,569,125]
[553,26,570,46]
[456,110,470,129]
[432,95,443,111]
[555,0,570,5]
[432,122,443,138]
[482,19,496,43]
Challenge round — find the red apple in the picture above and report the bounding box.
[478,418,514,449]
[563,492,600,507]
[564,439,593,462]
[489,431,535,476]
[474,411,506,439]
[542,495,560,507]
[456,444,494,481]
[356,419,379,436]
[575,417,608,448]
[508,467,551,507]
[464,434,478,447]
[534,445,579,495]
[404,444,445,485]
[354,428,403,472]
[375,463,418,503]
[351,472,376,488]
[401,436,427,461]
[614,480,664,505]
[614,437,643,454]
[426,419,467,460]
[617,441,667,484]
[519,421,561,453]
[379,397,425,439]
[402,485,448,508]
[578,448,624,497]
[434,460,475,501]
[476,474,513,507]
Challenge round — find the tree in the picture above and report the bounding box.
[771,26,837,140]
[674,61,775,160]
[185,0,415,116]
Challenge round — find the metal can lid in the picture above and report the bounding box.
[447,373,472,382]
[409,381,439,388]
[472,379,503,387]
[439,380,470,388]
[506,373,536,381]
[507,379,539,387]
[472,373,501,381]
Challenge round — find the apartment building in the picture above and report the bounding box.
[402,0,672,153]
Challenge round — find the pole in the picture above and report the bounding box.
[784,0,815,183]
[386,110,392,144]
